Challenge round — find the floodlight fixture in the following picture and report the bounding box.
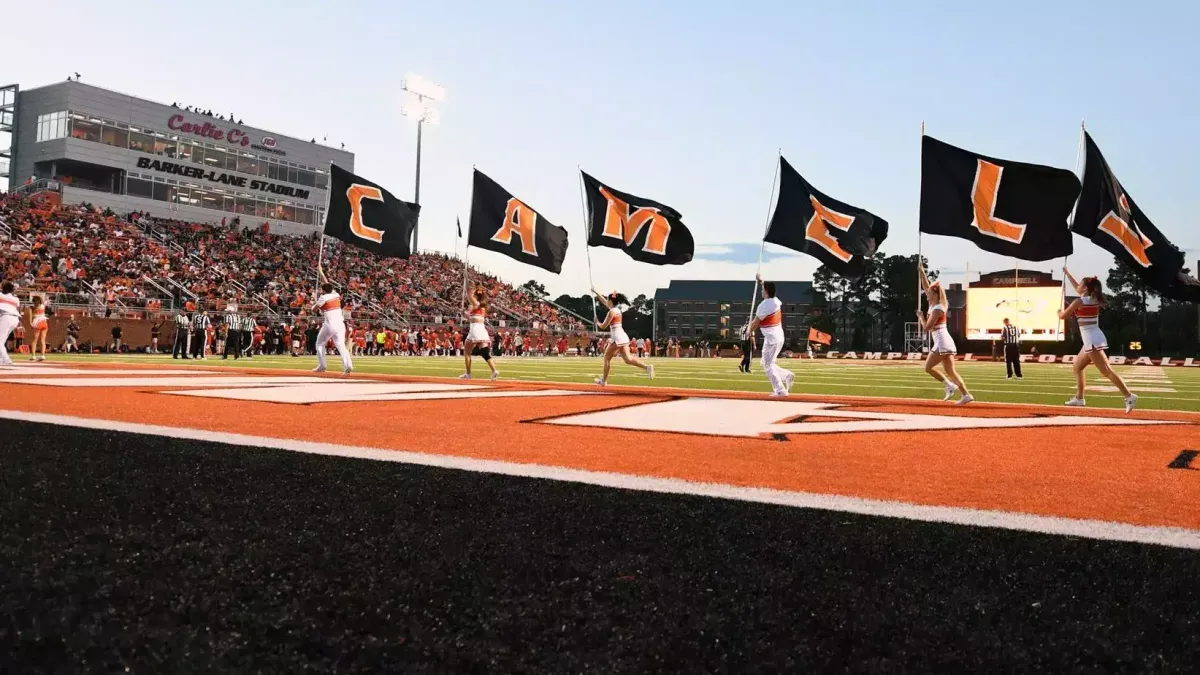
[401,73,446,103]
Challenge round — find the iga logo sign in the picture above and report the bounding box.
[261,136,278,149]
[543,398,1176,439]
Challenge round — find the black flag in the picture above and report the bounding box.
[763,157,888,279]
[581,172,694,265]
[323,164,420,258]
[1073,131,1200,302]
[456,217,462,238]
[920,135,1078,261]
[468,169,569,274]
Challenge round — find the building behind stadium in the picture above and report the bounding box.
[653,280,816,345]
[1,80,352,236]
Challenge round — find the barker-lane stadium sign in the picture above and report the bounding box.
[167,115,287,156]
[813,351,1200,367]
[135,157,311,200]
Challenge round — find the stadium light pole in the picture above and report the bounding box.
[401,73,445,254]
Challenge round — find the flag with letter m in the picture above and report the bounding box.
[581,171,694,265]
[323,164,420,258]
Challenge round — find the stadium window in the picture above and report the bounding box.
[101,124,128,149]
[315,170,328,190]
[198,189,219,209]
[151,181,170,202]
[296,168,316,188]
[235,193,256,215]
[69,113,102,143]
[128,128,154,154]
[177,142,193,162]
[238,153,261,177]
[153,136,178,159]
[203,146,226,169]
[287,165,299,184]
[174,185,192,205]
[222,194,235,212]
[126,177,154,199]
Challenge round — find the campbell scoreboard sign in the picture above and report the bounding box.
[135,157,311,200]
[810,351,1200,367]
[167,115,288,156]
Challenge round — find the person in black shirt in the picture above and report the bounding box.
[738,323,756,373]
[111,325,123,353]
[64,315,80,353]
[150,318,163,353]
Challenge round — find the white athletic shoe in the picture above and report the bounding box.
[1065,397,1086,407]
[942,383,958,401]
[458,373,472,379]
[769,391,787,397]
[1124,394,1138,414]
[342,365,353,376]
[956,394,975,405]
[784,371,795,393]
[594,378,607,386]
[647,364,655,379]
[312,366,327,373]
[490,371,500,381]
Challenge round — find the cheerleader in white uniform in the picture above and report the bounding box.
[27,295,49,362]
[916,263,973,404]
[460,284,499,380]
[0,281,20,366]
[1059,268,1136,413]
[593,290,654,386]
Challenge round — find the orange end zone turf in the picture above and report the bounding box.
[0,363,1197,534]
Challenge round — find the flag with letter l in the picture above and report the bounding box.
[468,169,569,274]
[323,164,420,258]
[764,157,888,279]
[1072,131,1200,302]
[581,171,694,265]
[919,135,1078,261]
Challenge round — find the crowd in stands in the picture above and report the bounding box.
[0,193,585,336]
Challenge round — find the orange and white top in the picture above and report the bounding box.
[31,305,48,329]
[469,306,486,323]
[755,297,784,340]
[314,291,345,326]
[607,308,623,326]
[1076,296,1100,326]
[928,303,948,329]
[0,292,18,318]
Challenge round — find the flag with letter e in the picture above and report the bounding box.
[468,169,569,274]
[581,171,694,265]
[764,157,888,279]
[323,164,420,258]
[919,135,1078,261]
[1073,131,1200,302]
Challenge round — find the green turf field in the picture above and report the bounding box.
[38,352,1200,413]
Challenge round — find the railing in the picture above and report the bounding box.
[6,177,61,197]
[140,276,179,309]
[164,276,198,301]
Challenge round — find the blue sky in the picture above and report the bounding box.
[6,0,1198,297]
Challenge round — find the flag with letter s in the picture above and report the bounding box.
[764,157,888,279]
[1072,131,1199,302]
[323,164,420,258]
[468,169,569,274]
[919,136,1078,261]
[581,171,693,266]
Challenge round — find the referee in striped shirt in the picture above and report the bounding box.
[190,309,211,359]
[1002,317,1022,379]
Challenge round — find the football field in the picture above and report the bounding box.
[44,352,1200,412]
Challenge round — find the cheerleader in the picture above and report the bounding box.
[0,281,19,366]
[26,295,49,362]
[592,289,654,386]
[461,284,499,380]
[1059,268,1136,413]
[916,264,973,404]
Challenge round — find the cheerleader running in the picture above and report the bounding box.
[916,264,973,404]
[592,289,654,386]
[1059,268,1136,413]
[27,295,49,362]
[460,284,499,380]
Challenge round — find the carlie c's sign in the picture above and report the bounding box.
[812,352,1200,367]
[167,115,288,156]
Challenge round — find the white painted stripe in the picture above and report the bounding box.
[0,368,208,376]
[0,409,1196,550]
[0,376,330,388]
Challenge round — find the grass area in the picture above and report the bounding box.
[36,352,1200,413]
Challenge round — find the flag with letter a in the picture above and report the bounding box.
[468,169,569,274]
[763,157,888,279]
[581,171,694,265]
[323,164,420,258]
[1073,131,1200,302]
[919,135,1078,261]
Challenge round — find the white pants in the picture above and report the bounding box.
[0,315,18,364]
[316,322,352,371]
[760,336,789,394]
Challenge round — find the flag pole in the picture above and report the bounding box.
[315,161,335,295]
[462,172,476,318]
[1062,119,1086,340]
[576,166,599,329]
[750,149,781,324]
[917,122,925,312]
